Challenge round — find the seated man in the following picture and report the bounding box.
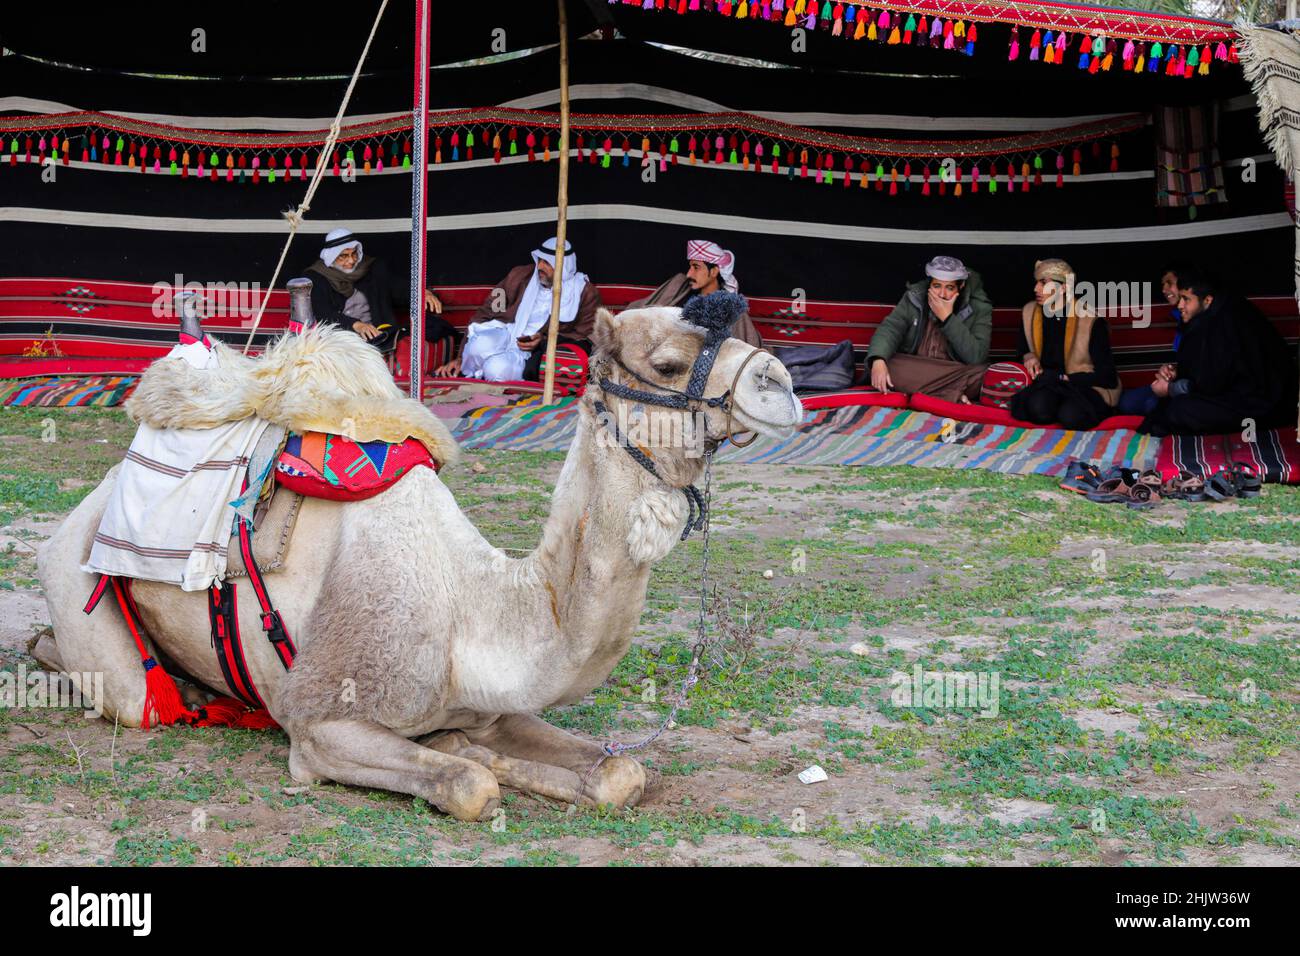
[306,227,455,355]
[1009,258,1121,430]
[625,239,763,347]
[435,238,602,382]
[866,255,992,403]
[1138,270,1297,437]
[1117,261,1194,417]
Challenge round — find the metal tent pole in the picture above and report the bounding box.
[407,0,431,401]
[541,0,571,407]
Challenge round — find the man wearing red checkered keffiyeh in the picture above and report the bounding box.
[623,239,763,348]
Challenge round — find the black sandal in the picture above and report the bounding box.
[1230,462,1263,499]
[1205,469,1238,501]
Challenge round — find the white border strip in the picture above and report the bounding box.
[0,83,1161,134]
[2,204,1288,245]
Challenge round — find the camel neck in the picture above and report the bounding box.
[530,402,695,638]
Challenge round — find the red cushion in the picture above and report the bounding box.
[800,389,908,411]
[907,393,1038,427]
[908,393,1145,431]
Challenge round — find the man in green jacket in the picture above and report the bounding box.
[866,255,993,403]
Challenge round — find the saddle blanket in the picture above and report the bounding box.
[274,431,437,501]
[82,341,271,591]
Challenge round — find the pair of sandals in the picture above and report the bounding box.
[1060,460,1262,509]
[1060,462,1161,509]
[1204,462,1263,501]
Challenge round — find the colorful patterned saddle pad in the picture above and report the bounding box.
[275,431,438,501]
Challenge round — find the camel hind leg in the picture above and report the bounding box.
[33,464,149,727]
[289,718,501,822]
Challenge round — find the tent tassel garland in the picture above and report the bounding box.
[612,0,1237,79]
[0,108,1141,198]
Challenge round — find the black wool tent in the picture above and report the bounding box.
[0,0,1295,401]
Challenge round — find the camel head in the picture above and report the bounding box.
[588,296,802,481]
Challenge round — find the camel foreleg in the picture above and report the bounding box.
[289,718,500,822]
[457,713,646,809]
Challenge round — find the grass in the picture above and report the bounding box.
[0,414,1297,865]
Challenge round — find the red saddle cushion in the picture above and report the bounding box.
[275,431,438,501]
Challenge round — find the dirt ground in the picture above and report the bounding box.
[1,406,1297,866]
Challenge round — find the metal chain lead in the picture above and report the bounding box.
[600,449,713,760]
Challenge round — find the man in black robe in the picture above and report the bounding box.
[1139,270,1297,436]
[304,228,456,357]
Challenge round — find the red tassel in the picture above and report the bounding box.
[193,697,281,730]
[109,579,197,729]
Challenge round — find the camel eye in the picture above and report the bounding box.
[653,362,684,377]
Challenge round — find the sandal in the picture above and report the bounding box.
[1059,459,1103,495]
[1161,470,1208,502]
[1230,462,1263,499]
[1128,471,1164,511]
[1205,469,1238,502]
[1086,468,1141,504]
[1087,469,1162,510]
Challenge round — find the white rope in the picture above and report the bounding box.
[242,0,390,353]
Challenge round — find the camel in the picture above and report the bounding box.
[33,295,802,821]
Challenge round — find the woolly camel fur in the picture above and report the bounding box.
[34,311,802,820]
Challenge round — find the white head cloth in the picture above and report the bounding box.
[510,237,588,338]
[686,238,738,293]
[321,227,363,270]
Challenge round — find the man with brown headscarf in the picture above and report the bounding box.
[1009,258,1121,430]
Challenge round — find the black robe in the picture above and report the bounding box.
[302,256,456,350]
[1139,295,1297,437]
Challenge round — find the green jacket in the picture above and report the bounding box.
[866,270,993,366]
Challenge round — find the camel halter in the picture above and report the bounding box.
[593,293,769,539]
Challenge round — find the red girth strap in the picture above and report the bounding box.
[237,513,297,671]
[207,579,263,710]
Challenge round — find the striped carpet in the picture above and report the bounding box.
[451,398,1160,475]
[1,376,139,407]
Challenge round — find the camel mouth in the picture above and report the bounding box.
[729,392,804,440]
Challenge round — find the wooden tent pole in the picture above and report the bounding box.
[541,0,570,406]
[407,0,431,402]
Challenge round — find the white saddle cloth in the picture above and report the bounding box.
[82,341,271,591]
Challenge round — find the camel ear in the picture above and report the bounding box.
[591,307,622,356]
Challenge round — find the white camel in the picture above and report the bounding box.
[33,299,802,820]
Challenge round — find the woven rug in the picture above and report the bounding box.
[0,376,138,407]
[1154,426,1300,484]
[451,400,1159,475]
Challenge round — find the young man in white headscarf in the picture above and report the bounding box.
[866,255,993,403]
[305,227,455,354]
[435,237,603,382]
[625,239,763,348]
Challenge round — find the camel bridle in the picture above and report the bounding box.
[592,309,772,541]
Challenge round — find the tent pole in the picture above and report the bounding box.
[541,0,571,407]
[407,0,431,402]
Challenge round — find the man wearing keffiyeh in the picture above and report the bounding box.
[624,239,763,348]
[435,237,603,382]
[304,226,455,355]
